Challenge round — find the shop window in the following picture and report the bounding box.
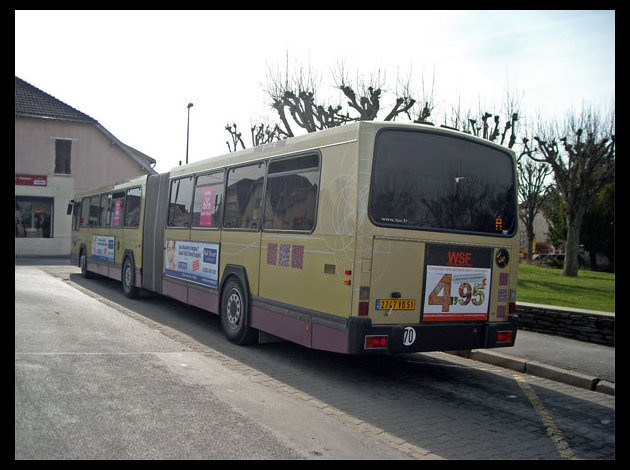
[15,196,53,238]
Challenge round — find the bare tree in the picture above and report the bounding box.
[526,104,615,276]
[265,59,351,137]
[227,55,438,151]
[332,61,435,123]
[250,122,288,147]
[518,140,552,260]
[262,57,437,140]
[225,123,245,153]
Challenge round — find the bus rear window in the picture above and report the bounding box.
[369,129,516,236]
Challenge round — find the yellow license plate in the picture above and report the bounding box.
[375,299,416,310]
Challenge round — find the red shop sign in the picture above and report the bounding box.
[15,175,47,186]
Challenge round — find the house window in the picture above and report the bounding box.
[55,139,72,174]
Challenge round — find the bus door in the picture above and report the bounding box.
[187,170,225,312]
[108,190,127,279]
[220,162,266,297]
[163,175,194,303]
[119,186,144,282]
[82,193,111,277]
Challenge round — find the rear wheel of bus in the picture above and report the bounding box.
[220,277,258,345]
[122,256,139,299]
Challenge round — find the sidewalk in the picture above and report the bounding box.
[15,256,615,395]
[453,328,615,395]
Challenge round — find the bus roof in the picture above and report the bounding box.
[169,121,515,179]
[74,174,149,199]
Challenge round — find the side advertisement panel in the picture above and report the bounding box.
[165,239,219,288]
[91,235,114,262]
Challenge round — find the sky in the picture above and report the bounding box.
[15,10,614,173]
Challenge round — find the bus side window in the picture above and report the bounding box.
[80,198,90,227]
[72,202,81,230]
[224,163,265,230]
[99,193,110,227]
[167,177,194,227]
[125,187,142,228]
[264,153,319,231]
[110,191,126,228]
[88,195,100,227]
[192,171,224,228]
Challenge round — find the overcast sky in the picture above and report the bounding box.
[15,10,614,173]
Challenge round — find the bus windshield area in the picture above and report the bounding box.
[369,129,517,236]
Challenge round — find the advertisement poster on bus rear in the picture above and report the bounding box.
[164,239,219,288]
[422,244,492,322]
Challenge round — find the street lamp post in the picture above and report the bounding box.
[186,102,193,165]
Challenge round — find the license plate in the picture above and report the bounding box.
[375,299,416,310]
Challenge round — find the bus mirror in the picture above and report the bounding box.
[67,202,73,215]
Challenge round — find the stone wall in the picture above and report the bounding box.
[516,302,614,347]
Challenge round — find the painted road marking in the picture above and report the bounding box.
[513,374,578,460]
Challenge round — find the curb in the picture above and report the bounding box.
[449,350,615,396]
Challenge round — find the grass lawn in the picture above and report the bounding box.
[516,261,615,312]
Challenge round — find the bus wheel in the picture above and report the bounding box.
[220,278,258,345]
[122,257,139,299]
[80,250,92,279]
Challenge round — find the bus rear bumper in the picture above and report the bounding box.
[347,315,518,354]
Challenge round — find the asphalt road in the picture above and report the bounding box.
[15,263,615,459]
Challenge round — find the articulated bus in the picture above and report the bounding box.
[70,121,519,354]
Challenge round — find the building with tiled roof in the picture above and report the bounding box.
[15,76,157,256]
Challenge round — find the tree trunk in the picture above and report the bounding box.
[563,216,583,276]
[525,221,535,260]
[527,234,535,260]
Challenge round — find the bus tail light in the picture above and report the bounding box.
[497,330,513,343]
[364,335,388,349]
[359,286,370,316]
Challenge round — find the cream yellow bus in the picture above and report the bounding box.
[70,175,147,298]
[70,121,519,354]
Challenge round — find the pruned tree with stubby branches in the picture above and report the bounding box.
[525,105,615,276]
[225,57,436,148]
[517,141,552,260]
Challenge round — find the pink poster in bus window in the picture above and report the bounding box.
[199,186,215,227]
[112,199,122,227]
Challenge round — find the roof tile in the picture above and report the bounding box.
[15,76,98,123]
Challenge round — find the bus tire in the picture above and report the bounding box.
[122,257,139,299]
[220,277,258,345]
[80,249,92,279]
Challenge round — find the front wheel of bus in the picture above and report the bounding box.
[122,257,139,299]
[220,278,258,345]
[80,250,92,279]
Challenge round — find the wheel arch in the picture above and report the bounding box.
[219,264,250,302]
[122,249,136,268]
